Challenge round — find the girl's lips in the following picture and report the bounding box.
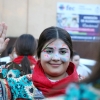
[49,63,61,67]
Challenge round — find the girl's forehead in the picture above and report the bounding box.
[43,39,69,48]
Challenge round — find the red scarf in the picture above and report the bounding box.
[13,56,37,64]
[32,61,79,97]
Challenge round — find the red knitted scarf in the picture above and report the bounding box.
[13,56,37,64]
[32,61,79,97]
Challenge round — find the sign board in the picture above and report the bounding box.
[57,2,100,41]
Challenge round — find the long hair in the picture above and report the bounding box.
[14,34,37,74]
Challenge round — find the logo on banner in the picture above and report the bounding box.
[66,5,75,11]
[59,5,65,10]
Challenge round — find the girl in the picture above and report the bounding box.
[32,26,79,97]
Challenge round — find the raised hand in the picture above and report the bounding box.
[0,22,10,54]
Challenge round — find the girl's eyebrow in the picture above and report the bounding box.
[59,48,69,50]
[44,47,53,50]
[45,47,69,50]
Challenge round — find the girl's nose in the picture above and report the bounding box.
[51,53,60,61]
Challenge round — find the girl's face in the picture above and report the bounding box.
[40,39,71,80]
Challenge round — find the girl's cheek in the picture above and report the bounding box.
[41,52,52,61]
[60,54,70,62]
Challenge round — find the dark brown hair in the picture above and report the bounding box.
[14,34,37,74]
[37,26,73,58]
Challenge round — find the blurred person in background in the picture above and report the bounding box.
[5,34,37,100]
[71,51,91,78]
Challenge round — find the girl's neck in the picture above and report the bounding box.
[46,72,68,81]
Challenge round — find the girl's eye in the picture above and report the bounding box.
[45,49,53,54]
[59,50,67,55]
